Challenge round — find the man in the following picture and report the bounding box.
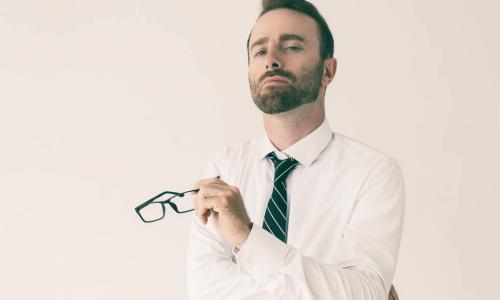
[186,0,404,299]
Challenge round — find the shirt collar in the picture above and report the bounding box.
[260,118,333,167]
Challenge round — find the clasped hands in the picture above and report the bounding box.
[191,176,252,248]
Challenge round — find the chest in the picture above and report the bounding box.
[224,160,362,259]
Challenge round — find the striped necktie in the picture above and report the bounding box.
[263,152,299,243]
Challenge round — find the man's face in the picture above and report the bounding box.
[248,8,324,114]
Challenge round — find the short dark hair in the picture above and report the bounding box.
[247,0,334,62]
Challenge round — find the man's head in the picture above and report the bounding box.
[247,0,336,115]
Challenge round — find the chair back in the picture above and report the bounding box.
[388,284,399,300]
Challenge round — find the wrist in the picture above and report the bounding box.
[235,222,253,248]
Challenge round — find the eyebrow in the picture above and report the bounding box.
[250,34,306,51]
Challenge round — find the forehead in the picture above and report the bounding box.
[250,8,320,47]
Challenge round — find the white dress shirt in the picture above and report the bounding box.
[186,119,405,300]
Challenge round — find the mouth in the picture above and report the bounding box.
[262,76,289,86]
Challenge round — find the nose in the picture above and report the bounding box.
[266,61,280,70]
[265,49,282,70]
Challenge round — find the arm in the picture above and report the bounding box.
[186,157,404,299]
[186,215,273,299]
[234,161,405,299]
[186,154,273,299]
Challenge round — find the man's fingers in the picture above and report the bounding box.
[193,192,220,224]
[198,184,236,199]
[192,176,234,224]
[199,213,208,225]
[195,193,210,219]
[193,176,222,189]
[193,193,221,218]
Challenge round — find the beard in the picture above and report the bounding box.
[249,60,324,114]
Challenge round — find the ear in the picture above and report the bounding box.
[322,57,337,87]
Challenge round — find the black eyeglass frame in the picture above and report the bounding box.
[135,189,199,223]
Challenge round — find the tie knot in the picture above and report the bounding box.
[267,152,299,181]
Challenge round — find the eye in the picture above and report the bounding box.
[254,48,267,57]
[284,46,302,53]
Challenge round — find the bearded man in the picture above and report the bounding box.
[186,1,404,299]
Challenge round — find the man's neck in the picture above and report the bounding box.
[263,100,325,151]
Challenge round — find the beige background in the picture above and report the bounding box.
[1,0,499,299]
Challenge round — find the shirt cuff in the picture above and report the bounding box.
[234,225,290,282]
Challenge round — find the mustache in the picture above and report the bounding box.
[259,70,296,84]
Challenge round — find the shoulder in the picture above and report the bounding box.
[202,137,264,183]
[330,133,405,198]
[326,133,403,181]
[207,137,264,170]
[332,132,400,165]
[212,137,262,159]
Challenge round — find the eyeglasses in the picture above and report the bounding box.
[135,189,199,223]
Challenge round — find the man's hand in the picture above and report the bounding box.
[192,177,252,248]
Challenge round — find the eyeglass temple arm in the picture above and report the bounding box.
[164,189,199,213]
[159,188,200,201]
[135,190,188,210]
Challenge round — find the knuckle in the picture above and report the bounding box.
[223,189,232,197]
[221,196,230,205]
[198,186,206,195]
[227,186,237,195]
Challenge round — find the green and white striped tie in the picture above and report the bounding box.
[263,152,299,243]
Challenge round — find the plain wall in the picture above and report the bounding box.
[1,0,499,299]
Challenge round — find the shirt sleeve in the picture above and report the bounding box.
[234,160,405,300]
[185,151,274,299]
